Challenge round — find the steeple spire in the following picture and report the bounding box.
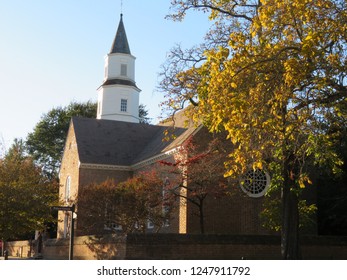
[110,14,131,55]
[97,11,140,123]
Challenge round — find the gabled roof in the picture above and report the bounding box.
[110,14,131,55]
[71,117,194,167]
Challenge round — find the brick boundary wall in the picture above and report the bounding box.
[44,235,127,260]
[126,234,281,260]
[6,240,32,258]
[5,234,347,260]
[125,234,347,260]
[6,235,126,260]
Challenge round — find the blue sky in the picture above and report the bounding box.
[0,0,211,150]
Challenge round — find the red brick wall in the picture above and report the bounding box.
[58,122,80,238]
[7,234,347,260]
[125,234,347,260]
[186,191,274,235]
[183,128,275,235]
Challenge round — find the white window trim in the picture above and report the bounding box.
[120,98,127,112]
[65,176,71,203]
[147,219,154,229]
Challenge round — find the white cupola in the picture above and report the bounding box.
[97,14,141,123]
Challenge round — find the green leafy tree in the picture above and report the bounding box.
[0,140,58,247]
[26,101,97,179]
[139,104,151,124]
[159,0,346,259]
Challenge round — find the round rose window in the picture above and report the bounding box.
[239,168,270,198]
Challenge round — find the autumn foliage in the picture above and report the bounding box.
[160,0,347,259]
[77,170,174,234]
[160,136,229,233]
[0,141,58,242]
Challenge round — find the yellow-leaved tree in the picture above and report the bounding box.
[159,0,347,259]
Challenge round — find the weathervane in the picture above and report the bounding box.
[121,0,123,14]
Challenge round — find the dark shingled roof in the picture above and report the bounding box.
[71,117,192,166]
[102,78,139,90]
[110,14,131,55]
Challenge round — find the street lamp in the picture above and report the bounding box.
[51,204,76,260]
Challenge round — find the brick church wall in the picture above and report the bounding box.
[58,122,80,238]
[186,191,274,235]
[58,121,316,239]
[182,128,276,235]
[59,122,80,203]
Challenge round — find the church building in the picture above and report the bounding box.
[57,14,282,239]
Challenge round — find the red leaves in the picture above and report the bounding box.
[158,135,229,201]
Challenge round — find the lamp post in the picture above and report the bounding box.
[68,205,76,260]
[51,204,76,260]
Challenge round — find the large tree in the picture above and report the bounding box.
[0,140,58,246]
[26,101,97,179]
[159,0,346,259]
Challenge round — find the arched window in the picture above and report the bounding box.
[65,176,71,202]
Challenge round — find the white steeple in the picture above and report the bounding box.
[97,14,141,123]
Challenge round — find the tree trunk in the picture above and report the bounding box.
[1,239,4,256]
[199,202,205,234]
[281,160,300,259]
